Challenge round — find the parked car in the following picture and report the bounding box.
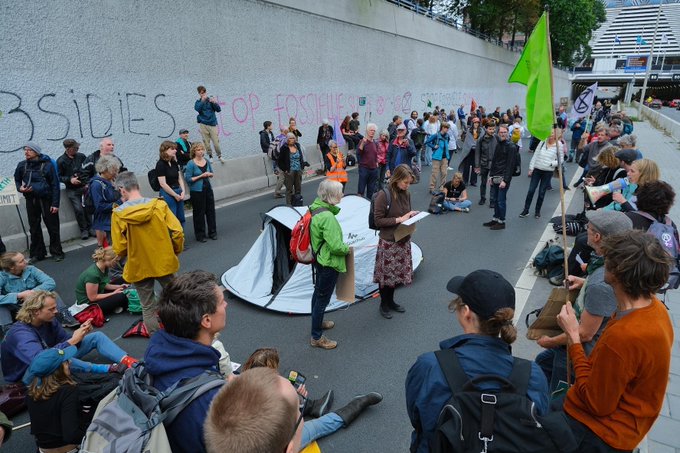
[650,99,663,109]
[671,99,680,108]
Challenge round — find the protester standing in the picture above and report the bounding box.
[308,180,350,350]
[357,124,380,200]
[377,130,390,189]
[195,85,224,163]
[460,118,481,187]
[474,122,497,207]
[520,134,560,219]
[324,141,348,191]
[14,142,64,262]
[90,155,122,248]
[56,139,91,240]
[156,141,187,227]
[185,142,217,242]
[373,164,418,319]
[175,129,192,168]
[483,125,518,230]
[277,133,308,205]
[386,125,416,176]
[317,119,334,157]
[424,123,451,193]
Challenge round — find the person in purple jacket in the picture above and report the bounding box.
[0,290,137,383]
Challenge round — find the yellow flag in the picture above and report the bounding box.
[508,13,553,141]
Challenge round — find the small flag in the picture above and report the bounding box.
[662,33,668,44]
[570,82,598,119]
[332,116,345,147]
[508,12,553,141]
[470,98,478,113]
[636,35,648,45]
[427,99,432,108]
[614,35,621,45]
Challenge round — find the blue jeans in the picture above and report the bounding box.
[70,331,127,373]
[357,167,378,200]
[301,412,344,448]
[490,180,510,221]
[442,199,472,211]
[523,169,553,215]
[161,186,185,225]
[424,146,433,166]
[311,264,339,340]
[535,347,568,394]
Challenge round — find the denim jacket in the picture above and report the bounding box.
[0,266,56,306]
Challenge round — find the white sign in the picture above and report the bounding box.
[570,82,598,119]
[0,177,20,206]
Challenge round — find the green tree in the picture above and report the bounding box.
[545,0,607,66]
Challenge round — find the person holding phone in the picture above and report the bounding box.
[74,247,130,315]
[372,164,419,319]
[195,85,224,163]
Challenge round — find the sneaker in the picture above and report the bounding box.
[447,167,454,171]
[57,308,80,328]
[483,219,498,227]
[490,222,506,230]
[108,363,128,374]
[219,157,226,164]
[535,213,541,219]
[321,320,335,330]
[461,207,470,213]
[53,254,65,262]
[310,336,337,350]
[81,231,89,240]
[114,306,124,314]
[546,186,553,191]
[519,211,529,218]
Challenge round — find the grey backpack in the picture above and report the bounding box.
[80,363,224,453]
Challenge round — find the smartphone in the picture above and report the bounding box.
[287,370,306,389]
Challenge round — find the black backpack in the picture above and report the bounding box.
[533,241,565,285]
[148,169,161,192]
[368,188,391,230]
[431,350,575,453]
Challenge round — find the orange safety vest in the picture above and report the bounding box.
[326,152,348,183]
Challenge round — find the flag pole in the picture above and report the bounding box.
[544,6,572,386]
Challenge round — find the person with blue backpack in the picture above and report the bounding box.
[424,123,451,194]
[14,142,64,262]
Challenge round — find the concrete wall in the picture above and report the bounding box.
[0,0,571,249]
[631,101,680,141]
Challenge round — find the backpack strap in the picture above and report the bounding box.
[309,207,329,257]
[506,357,532,397]
[434,349,470,397]
[160,371,225,425]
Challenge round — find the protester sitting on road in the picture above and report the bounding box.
[604,158,660,212]
[556,230,674,452]
[240,347,382,451]
[91,154,122,248]
[373,164,418,319]
[0,252,78,334]
[74,247,129,315]
[25,346,86,453]
[156,140,188,227]
[1,290,137,383]
[406,269,549,453]
[535,211,632,393]
[184,142,217,242]
[439,172,471,213]
[520,133,561,219]
[308,180,350,350]
[204,367,304,453]
[144,271,227,453]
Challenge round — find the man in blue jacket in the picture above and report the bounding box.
[195,85,224,163]
[14,142,64,262]
[144,270,227,453]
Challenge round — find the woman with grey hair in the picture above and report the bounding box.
[91,154,122,247]
[617,134,643,160]
[277,132,309,205]
[308,179,350,349]
[324,140,348,191]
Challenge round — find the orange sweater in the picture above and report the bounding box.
[564,298,673,450]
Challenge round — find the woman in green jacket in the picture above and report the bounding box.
[309,179,350,350]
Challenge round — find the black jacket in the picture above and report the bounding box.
[14,154,60,207]
[489,139,518,183]
[277,143,307,172]
[316,125,334,147]
[80,150,126,182]
[260,130,275,153]
[56,152,87,189]
[175,138,191,166]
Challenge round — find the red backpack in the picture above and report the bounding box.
[290,207,328,264]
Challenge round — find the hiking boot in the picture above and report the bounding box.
[519,211,529,218]
[311,336,337,350]
[490,222,506,230]
[57,308,80,328]
[478,198,486,205]
[388,302,405,313]
[335,392,383,427]
[304,390,334,418]
[321,320,335,330]
[379,306,392,319]
[483,219,498,227]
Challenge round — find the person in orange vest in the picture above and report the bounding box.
[324,140,348,191]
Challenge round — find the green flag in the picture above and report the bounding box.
[508,12,553,141]
[427,99,432,108]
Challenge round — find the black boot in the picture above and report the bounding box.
[379,286,393,319]
[335,392,383,427]
[303,390,334,418]
[388,302,405,313]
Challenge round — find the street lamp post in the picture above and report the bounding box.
[638,1,663,117]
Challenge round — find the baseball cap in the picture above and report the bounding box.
[396,124,407,131]
[179,129,189,134]
[63,138,80,149]
[446,270,515,319]
[23,346,77,385]
[586,210,632,237]
[615,148,638,164]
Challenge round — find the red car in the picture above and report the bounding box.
[670,99,680,108]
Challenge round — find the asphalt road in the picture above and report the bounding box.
[657,105,680,123]
[2,142,580,453]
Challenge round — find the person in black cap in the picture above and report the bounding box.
[57,138,91,240]
[175,129,192,169]
[405,269,549,453]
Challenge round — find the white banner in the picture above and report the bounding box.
[570,82,598,120]
[0,177,20,207]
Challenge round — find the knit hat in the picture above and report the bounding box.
[586,210,633,237]
[446,269,515,320]
[23,346,77,385]
[24,141,43,154]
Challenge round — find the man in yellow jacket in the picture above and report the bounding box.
[112,171,184,333]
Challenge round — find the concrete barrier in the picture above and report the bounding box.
[631,101,680,141]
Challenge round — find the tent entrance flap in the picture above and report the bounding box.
[270,219,294,296]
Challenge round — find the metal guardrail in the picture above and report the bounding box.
[385,0,523,53]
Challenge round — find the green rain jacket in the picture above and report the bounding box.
[309,198,350,272]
